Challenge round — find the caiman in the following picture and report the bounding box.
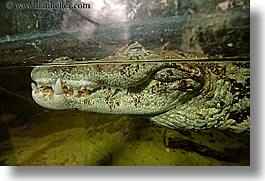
[31,42,250,133]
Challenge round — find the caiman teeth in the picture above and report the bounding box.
[108,87,128,94]
[121,88,128,95]
[73,89,78,96]
[54,78,64,95]
[33,79,129,97]
[31,83,38,94]
[110,87,117,94]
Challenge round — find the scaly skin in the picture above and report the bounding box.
[31,42,250,133]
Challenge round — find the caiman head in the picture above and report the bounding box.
[31,43,250,133]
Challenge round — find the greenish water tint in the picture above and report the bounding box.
[0,63,249,166]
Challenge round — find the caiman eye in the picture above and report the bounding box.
[154,68,183,82]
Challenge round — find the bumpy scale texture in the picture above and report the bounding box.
[31,42,250,133]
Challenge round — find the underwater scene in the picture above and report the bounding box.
[0,0,250,166]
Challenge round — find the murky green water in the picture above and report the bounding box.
[0,63,250,166]
[0,0,250,166]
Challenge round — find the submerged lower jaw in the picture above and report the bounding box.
[31,80,174,115]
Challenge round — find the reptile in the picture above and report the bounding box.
[31,42,250,133]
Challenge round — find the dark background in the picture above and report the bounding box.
[0,0,250,65]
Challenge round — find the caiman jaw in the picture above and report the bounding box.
[31,77,130,98]
[30,74,134,111]
[31,78,97,98]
